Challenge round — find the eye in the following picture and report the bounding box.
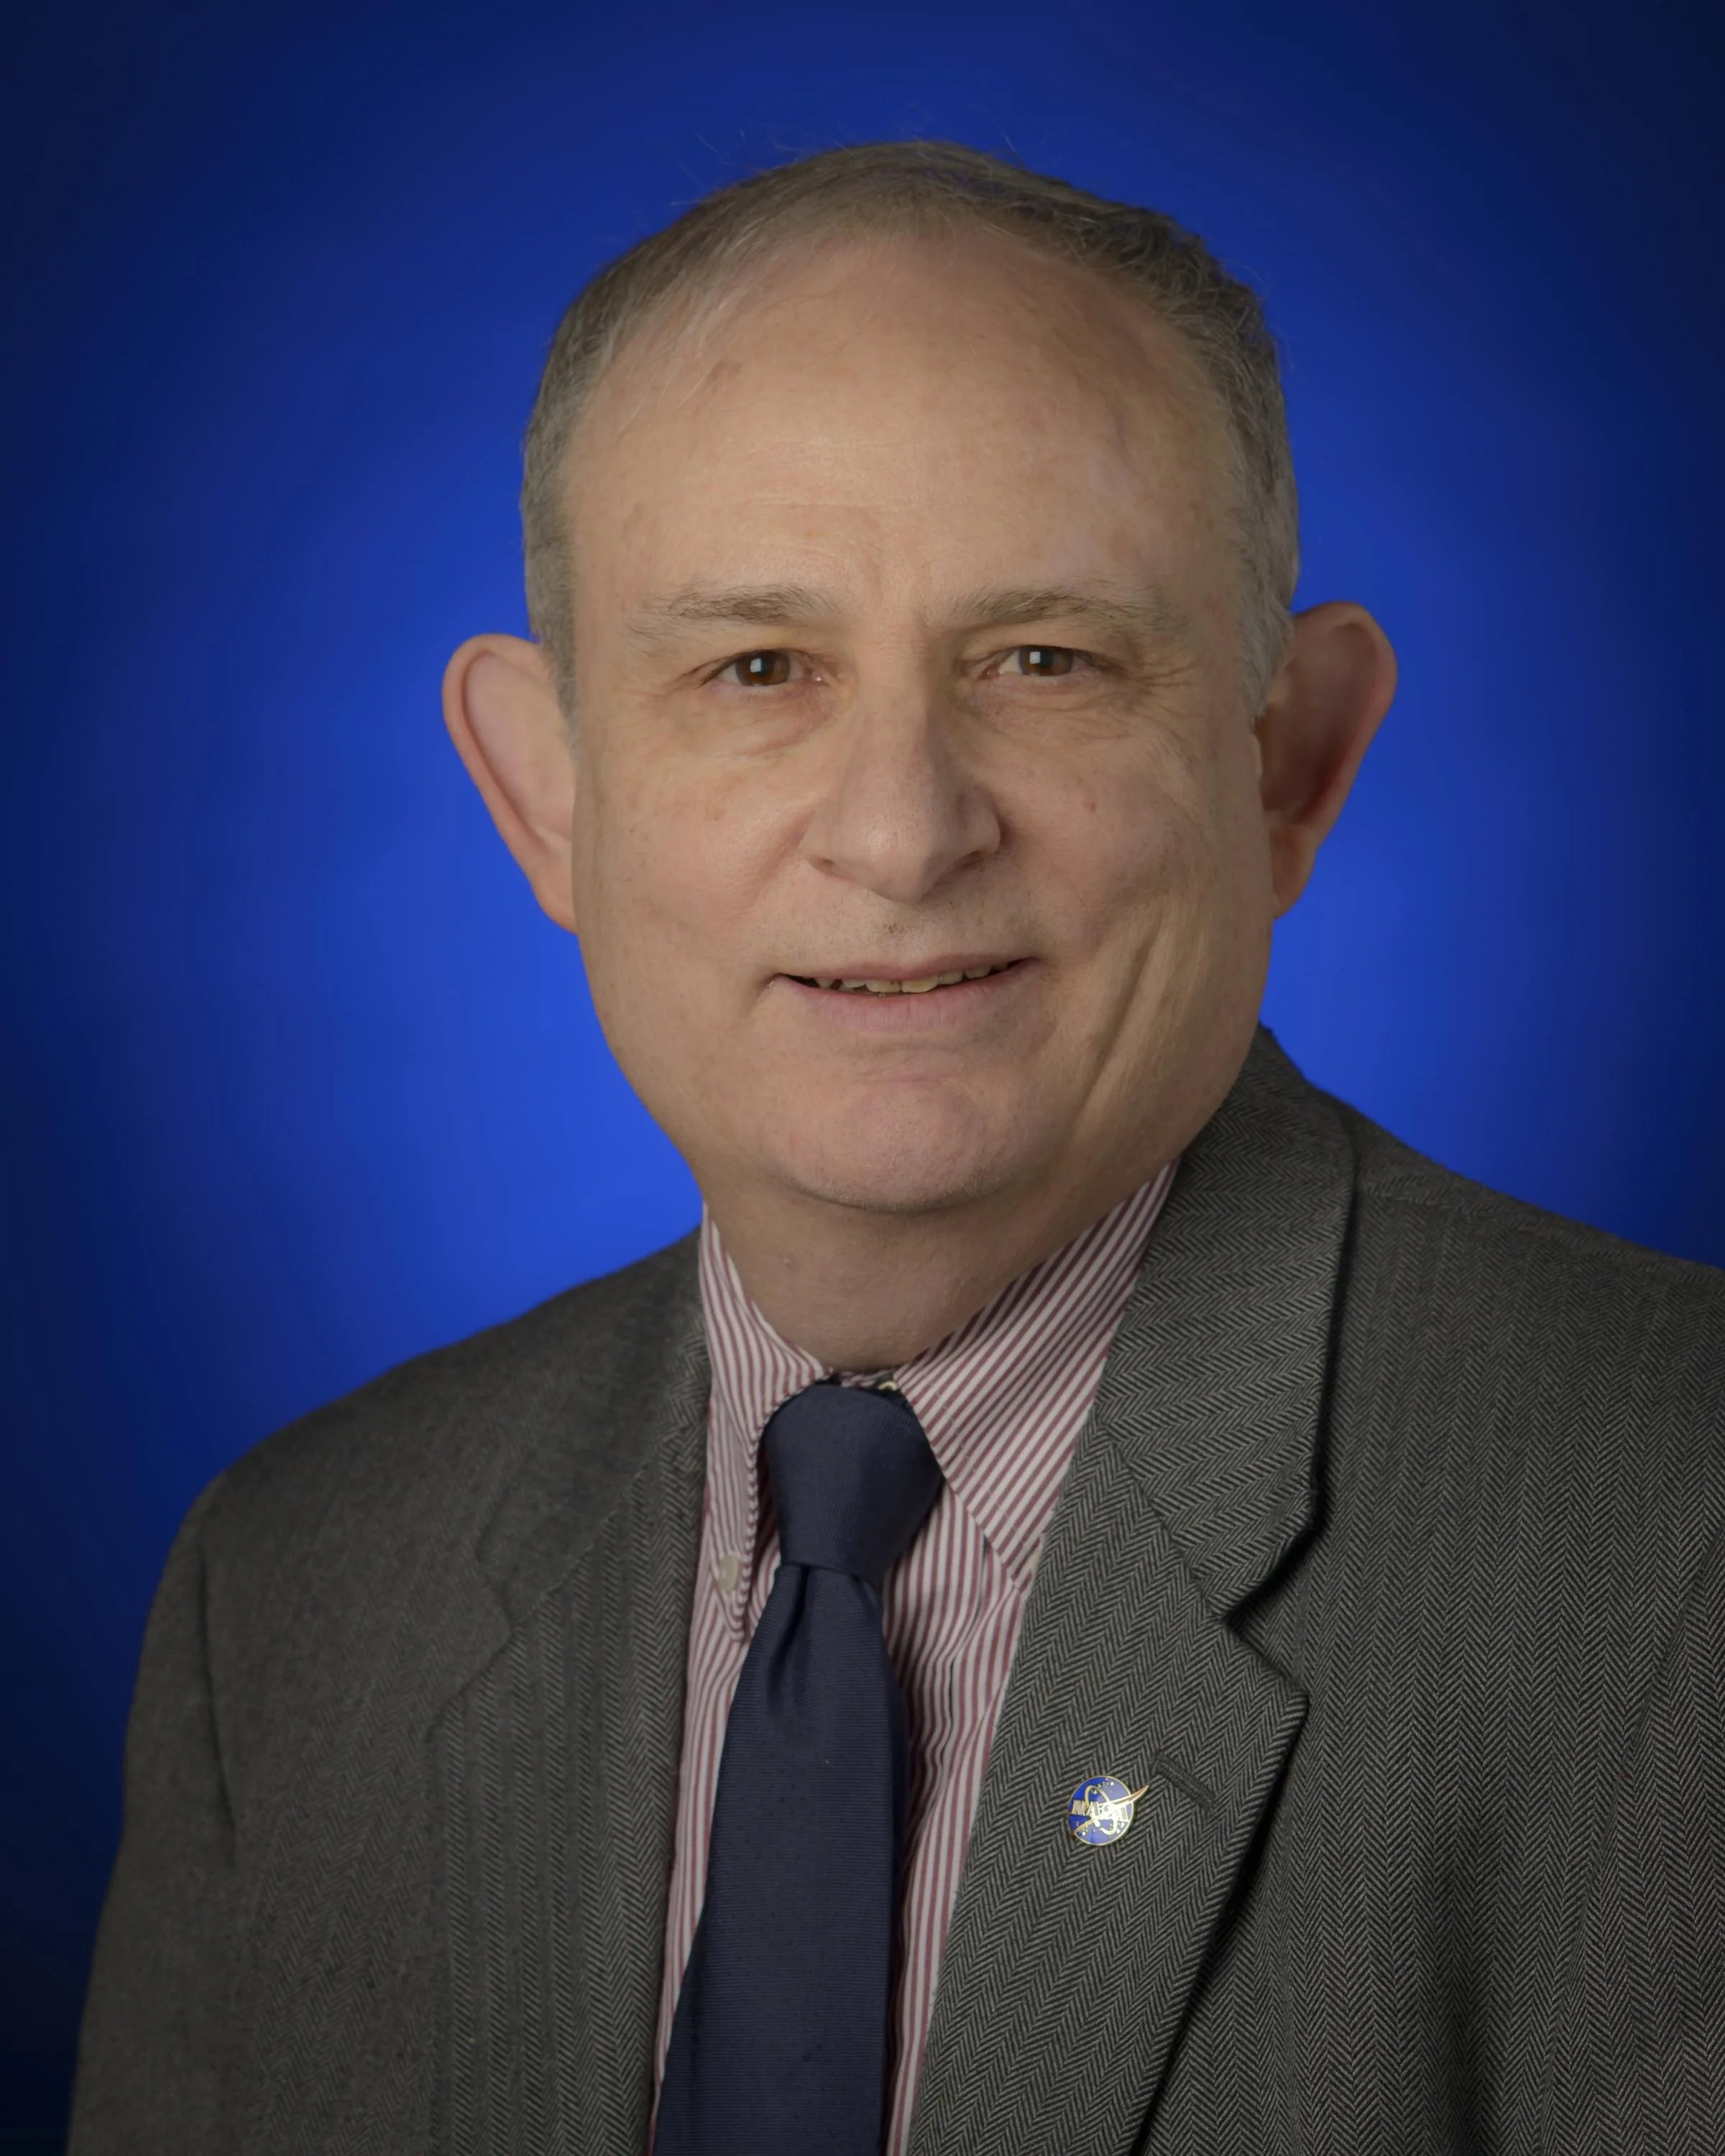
[996,645,1082,678]
[718,649,800,688]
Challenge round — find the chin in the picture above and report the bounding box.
[763,1093,1041,1217]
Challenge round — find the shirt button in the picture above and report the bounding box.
[715,1551,741,1597]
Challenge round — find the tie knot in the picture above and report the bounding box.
[763,1381,942,1588]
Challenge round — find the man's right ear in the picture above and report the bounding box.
[441,633,579,934]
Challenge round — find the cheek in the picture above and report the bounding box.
[571,748,783,978]
[1049,736,1229,932]
[1034,722,1266,1051]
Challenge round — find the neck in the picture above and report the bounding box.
[702,1153,1167,1370]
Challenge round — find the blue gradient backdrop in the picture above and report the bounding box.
[4,0,1721,2139]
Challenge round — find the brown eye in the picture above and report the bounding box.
[725,650,795,687]
[1006,645,1078,677]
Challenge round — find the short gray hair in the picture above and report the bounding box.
[520,139,1300,726]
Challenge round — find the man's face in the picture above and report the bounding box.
[558,231,1278,1224]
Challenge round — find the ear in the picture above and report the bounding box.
[441,632,579,933]
[1254,600,1397,918]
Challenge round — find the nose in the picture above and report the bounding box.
[799,690,1001,905]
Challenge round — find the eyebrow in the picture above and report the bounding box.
[623,580,1192,649]
[626,584,832,643]
[950,584,1192,645]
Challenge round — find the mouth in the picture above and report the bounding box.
[784,959,1024,998]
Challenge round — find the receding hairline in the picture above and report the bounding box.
[561,222,1234,502]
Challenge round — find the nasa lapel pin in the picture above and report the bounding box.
[1067,1774,1150,1846]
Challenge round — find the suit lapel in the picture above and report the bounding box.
[908,1027,1355,2156]
[431,1243,711,2156]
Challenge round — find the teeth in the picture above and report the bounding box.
[810,962,1013,995]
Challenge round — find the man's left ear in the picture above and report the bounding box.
[1254,600,1397,918]
[442,632,579,934]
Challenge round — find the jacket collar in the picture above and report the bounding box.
[472,1237,710,1631]
[1102,1021,1351,1618]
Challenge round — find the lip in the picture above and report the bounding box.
[772,957,1036,1030]
[777,954,1026,986]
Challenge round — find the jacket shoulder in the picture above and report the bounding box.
[1343,1094,1717,1279]
[1338,1094,1724,1314]
[1328,1092,1725,1498]
[160,1232,702,1807]
[194,1229,702,1583]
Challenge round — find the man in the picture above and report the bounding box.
[70,140,1724,2155]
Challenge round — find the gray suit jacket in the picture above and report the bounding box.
[68,1027,1725,2154]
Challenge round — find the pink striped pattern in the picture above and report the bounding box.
[652,1157,1179,2153]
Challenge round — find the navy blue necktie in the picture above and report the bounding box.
[655,1378,943,2156]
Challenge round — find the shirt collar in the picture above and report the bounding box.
[696,1161,1179,1621]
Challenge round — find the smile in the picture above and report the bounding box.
[788,962,1021,997]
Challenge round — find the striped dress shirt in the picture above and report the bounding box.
[652,1157,1179,2153]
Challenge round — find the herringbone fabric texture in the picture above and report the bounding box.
[68,1026,1725,2155]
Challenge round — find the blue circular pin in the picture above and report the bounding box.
[1067,1774,1147,1846]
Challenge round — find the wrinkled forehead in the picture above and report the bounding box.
[561,227,1238,572]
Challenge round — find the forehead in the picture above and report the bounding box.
[564,228,1233,608]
